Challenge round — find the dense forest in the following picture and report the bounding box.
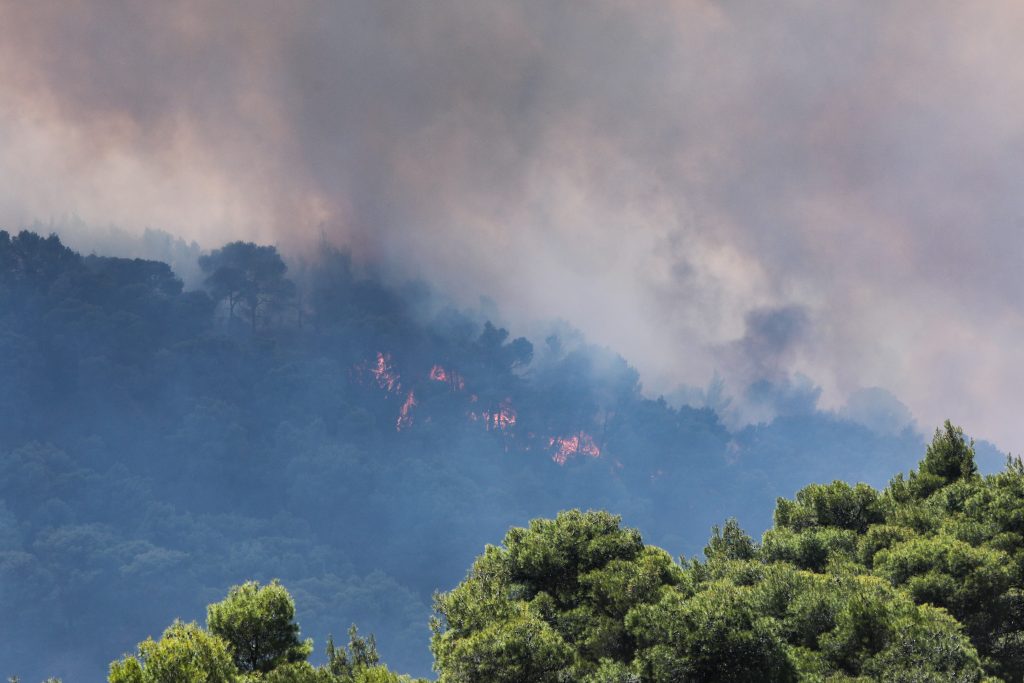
[0,230,1006,680]
[431,422,1024,682]
[15,421,1022,681]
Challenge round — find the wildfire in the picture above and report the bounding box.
[372,352,401,393]
[470,399,516,432]
[354,355,603,465]
[486,400,517,431]
[396,390,416,431]
[429,364,465,391]
[549,432,601,465]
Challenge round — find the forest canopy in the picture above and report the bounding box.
[430,422,1023,682]
[0,230,1008,681]
[61,421,1021,682]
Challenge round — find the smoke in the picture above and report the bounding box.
[3,1,1024,446]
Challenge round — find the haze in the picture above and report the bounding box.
[2,1,1022,448]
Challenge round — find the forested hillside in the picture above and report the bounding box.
[0,231,961,680]
[25,421,1019,682]
[432,423,1024,681]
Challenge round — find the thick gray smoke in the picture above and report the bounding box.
[2,1,1023,446]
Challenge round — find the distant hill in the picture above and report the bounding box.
[0,230,934,680]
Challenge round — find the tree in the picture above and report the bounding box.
[107,581,424,683]
[198,242,295,332]
[476,321,533,371]
[704,518,756,562]
[773,480,884,533]
[431,510,684,681]
[326,625,382,681]
[627,583,797,682]
[206,579,312,673]
[893,420,979,499]
[108,620,235,683]
[433,460,999,682]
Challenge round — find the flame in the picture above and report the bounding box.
[396,390,416,431]
[372,352,401,393]
[472,399,516,432]
[430,364,465,391]
[353,356,600,459]
[549,431,601,465]
[490,400,517,431]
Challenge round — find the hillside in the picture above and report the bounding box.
[1,231,936,680]
[50,421,1024,682]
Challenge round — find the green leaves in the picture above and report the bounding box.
[502,510,645,605]
[433,603,573,683]
[106,422,1020,682]
[431,422,1021,681]
[756,420,1022,680]
[432,511,672,681]
[901,421,980,500]
[206,580,313,674]
[108,621,236,683]
[628,583,797,682]
[704,518,757,562]
[919,421,979,486]
[110,582,424,683]
[774,481,884,533]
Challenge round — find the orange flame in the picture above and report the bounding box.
[396,390,416,431]
[371,352,401,393]
[472,399,516,432]
[492,400,517,431]
[430,364,465,391]
[549,432,601,465]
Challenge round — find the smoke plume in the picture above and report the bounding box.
[3,1,1024,446]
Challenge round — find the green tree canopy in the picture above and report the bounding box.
[431,424,1018,681]
[108,584,425,683]
[431,510,683,681]
[206,579,313,674]
[108,620,236,683]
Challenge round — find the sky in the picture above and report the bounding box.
[2,1,1024,449]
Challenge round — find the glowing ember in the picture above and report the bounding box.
[549,431,601,465]
[490,400,517,431]
[396,390,416,430]
[371,352,401,393]
[472,399,516,431]
[429,364,465,391]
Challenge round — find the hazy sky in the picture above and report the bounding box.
[3,1,1024,449]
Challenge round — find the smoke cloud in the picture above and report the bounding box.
[3,1,1024,447]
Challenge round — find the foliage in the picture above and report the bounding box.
[108,621,236,683]
[431,510,683,681]
[433,422,1024,681]
[198,241,295,331]
[207,580,313,673]
[108,586,424,683]
[0,231,995,680]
